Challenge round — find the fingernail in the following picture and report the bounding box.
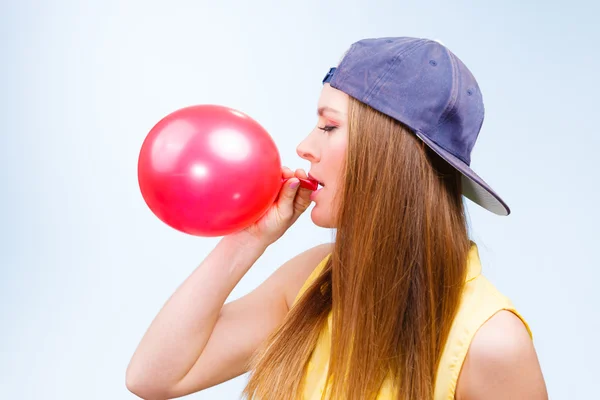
[290,179,300,189]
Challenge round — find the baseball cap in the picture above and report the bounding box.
[322,37,510,216]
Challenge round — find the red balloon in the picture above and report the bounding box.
[138,104,283,237]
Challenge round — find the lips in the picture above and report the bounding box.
[308,173,324,188]
[310,184,323,201]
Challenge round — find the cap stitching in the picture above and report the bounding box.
[437,50,460,130]
[364,39,428,103]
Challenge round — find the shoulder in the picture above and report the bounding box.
[281,243,333,309]
[456,310,548,400]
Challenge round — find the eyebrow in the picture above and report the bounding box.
[317,106,346,117]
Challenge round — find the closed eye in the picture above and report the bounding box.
[318,125,337,132]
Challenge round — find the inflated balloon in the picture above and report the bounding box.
[138,105,317,237]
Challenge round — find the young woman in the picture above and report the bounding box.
[127,37,547,399]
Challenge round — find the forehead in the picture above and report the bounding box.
[317,84,349,118]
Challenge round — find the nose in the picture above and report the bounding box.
[296,133,319,163]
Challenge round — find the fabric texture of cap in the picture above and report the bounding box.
[323,37,510,216]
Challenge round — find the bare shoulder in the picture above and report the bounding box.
[280,243,333,310]
[456,310,548,400]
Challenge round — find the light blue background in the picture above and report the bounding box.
[1,1,598,399]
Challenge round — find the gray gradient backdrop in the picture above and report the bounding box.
[1,1,598,399]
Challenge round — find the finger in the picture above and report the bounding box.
[276,178,301,221]
[277,177,300,209]
[295,169,318,190]
[296,167,315,193]
[281,166,294,180]
[294,168,308,180]
[293,185,313,219]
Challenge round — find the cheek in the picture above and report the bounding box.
[326,136,347,186]
[319,138,346,227]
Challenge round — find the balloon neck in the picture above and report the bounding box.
[280,176,318,191]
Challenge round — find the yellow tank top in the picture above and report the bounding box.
[292,241,532,400]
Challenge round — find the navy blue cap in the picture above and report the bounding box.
[323,37,510,216]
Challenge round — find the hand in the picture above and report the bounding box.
[234,167,313,246]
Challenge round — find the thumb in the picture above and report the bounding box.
[277,178,300,210]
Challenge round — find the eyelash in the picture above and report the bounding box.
[318,125,337,132]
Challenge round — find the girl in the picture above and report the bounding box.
[127,37,547,399]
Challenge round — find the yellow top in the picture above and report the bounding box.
[292,242,532,400]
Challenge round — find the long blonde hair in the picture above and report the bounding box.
[243,96,470,399]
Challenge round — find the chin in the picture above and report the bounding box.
[310,206,336,228]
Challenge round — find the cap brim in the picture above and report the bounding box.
[414,131,510,216]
